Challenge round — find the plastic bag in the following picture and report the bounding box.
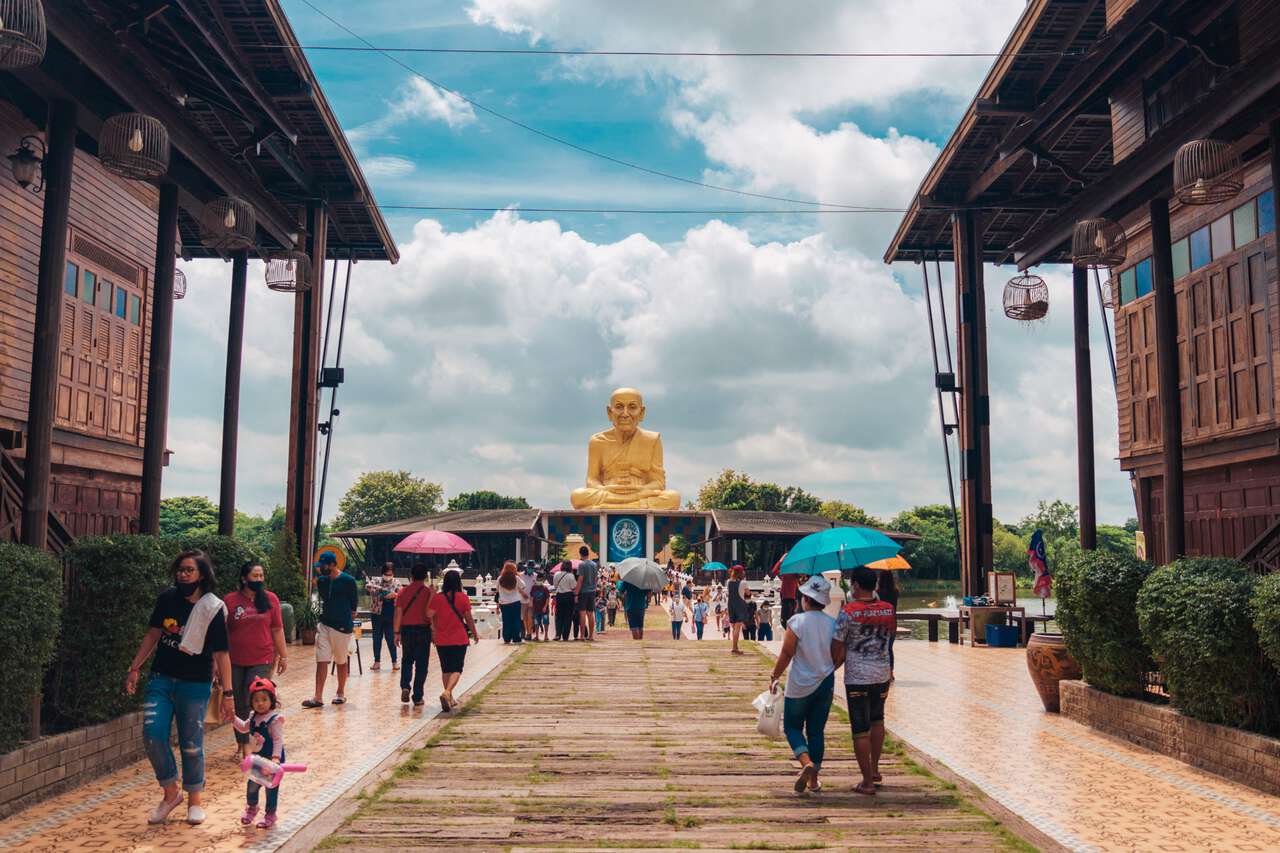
[753,686,784,738]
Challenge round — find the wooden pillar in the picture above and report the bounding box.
[1073,265,1097,549]
[285,202,326,563]
[953,210,992,597]
[217,251,248,536]
[21,100,77,548]
[139,183,180,535]
[1150,198,1184,561]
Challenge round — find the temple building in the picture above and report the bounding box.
[885,0,1280,585]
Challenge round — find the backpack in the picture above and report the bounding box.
[531,585,550,612]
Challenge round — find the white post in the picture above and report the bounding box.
[704,516,712,560]
[599,513,607,563]
[515,537,522,562]
[646,512,656,561]
[540,514,549,560]
[731,538,738,560]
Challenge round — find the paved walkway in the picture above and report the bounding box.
[831,639,1280,853]
[0,637,514,852]
[330,622,1032,851]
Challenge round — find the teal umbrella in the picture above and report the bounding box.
[779,527,901,575]
[701,561,728,572]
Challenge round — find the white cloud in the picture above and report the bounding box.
[348,77,476,145]
[361,155,417,179]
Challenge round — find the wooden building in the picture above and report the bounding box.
[885,0,1280,585]
[0,0,396,557]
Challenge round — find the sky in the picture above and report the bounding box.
[162,0,1136,528]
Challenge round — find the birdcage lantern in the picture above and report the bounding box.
[1174,139,1243,206]
[0,0,47,69]
[173,267,187,300]
[99,113,169,180]
[199,196,254,250]
[265,250,312,293]
[1071,218,1127,268]
[1003,272,1049,322]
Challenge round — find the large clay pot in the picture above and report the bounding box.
[1025,632,1082,713]
[300,628,317,646]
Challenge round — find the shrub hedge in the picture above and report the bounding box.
[46,535,170,728]
[1056,549,1154,696]
[1251,572,1280,674]
[1136,557,1279,734]
[0,543,63,752]
[264,528,305,607]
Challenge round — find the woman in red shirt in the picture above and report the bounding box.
[427,569,477,712]
[223,561,287,759]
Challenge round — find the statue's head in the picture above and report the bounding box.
[607,387,645,438]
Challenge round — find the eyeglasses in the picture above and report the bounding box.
[175,565,200,577]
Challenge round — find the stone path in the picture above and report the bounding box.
[330,624,1033,852]
[0,637,514,852]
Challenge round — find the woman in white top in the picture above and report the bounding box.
[768,575,836,797]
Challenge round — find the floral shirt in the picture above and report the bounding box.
[364,575,404,616]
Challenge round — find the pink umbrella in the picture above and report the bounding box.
[393,530,474,555]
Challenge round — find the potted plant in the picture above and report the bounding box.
[296,598,320,645]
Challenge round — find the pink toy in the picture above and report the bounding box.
[240,754,306,789]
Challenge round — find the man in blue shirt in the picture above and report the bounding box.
[303,552,359,709]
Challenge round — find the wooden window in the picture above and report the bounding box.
[128,293,141,325]
[64,261,77,296]
[114,287,127,319]
[1119,267,1136,304]
[1233,200,1257,247]
[1172,237,1190,280]
[95,278,112,312]
[80,269,96,304]
[1211,215,1233,260]
[1190,226,1211,270]
[1259,190,1275,235]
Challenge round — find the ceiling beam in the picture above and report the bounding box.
[1030,0,1102,101]
[965,148,1030,202]
[170,0,299,144]
[260,134,312,192]
[43,1,296,249]
[1012,50,1280,269]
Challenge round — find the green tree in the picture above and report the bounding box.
[694,469,822,513]
[992,525,1030,576]
[889,504,960,580]
[235,505,285,557]
[265,528,305,606]
[333,470,443,531]
[447,490,531,511]
[1018,499,1080,574]
[819,500,883,529]
[159,495,219,537]
[1096,524,1137,558]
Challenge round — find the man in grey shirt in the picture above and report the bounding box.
[575,546,598,641]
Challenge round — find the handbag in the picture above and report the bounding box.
[752,686,785,739]
[205,681,223,725]
[443,591,477,642]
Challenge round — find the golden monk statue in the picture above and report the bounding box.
[570,387,681,510]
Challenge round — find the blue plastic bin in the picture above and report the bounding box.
[984,623,1019,647]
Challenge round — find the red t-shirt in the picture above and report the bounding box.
[780,573,799,600]
[427,591,472,646]
[396,581,433,626]
[223,589,282,666]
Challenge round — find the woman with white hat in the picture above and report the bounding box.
[768,574,836,797]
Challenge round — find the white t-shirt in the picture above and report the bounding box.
[496,583,523,605]
[667,598,685,620]
[553,570,578,595]
[784,610,837,699]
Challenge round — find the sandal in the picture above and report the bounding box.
[301,698,324,709]
[794,764,817,795]
[331,696,346,705]
[854,781,877,796]
[147,792,183,824]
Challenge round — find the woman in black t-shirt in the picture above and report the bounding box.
[124,550,234,826]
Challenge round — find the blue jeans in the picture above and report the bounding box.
[143,673,209,792]
[595,609,606,632]
[758,622,774,642]
[783,673,834,769]
[372,607,397,664]
[671,621,683,639]
[694,621,704,639]
[500,601,524,643]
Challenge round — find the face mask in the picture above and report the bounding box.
[247,580,265,592]
[176,580,199,597]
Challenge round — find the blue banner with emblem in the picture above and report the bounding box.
[607,514,646,562]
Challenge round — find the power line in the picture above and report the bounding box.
[380,205,908,214]
[296,0,874,211]
[251,43,1087,59]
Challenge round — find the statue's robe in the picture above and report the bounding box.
[570,428,680,509]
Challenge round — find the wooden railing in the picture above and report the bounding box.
[1239,516,1280,575]
[0,447,73,555]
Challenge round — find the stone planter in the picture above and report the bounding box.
[300,628,317,646]
[1025,632,1081,713]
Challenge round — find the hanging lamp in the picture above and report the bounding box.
[1003,272,1049,321]
[1173,139,1243,205]
[173,267,187,300]
[0,0,46,69]
[99,113,169,180]
[1071,218,1126,268]
[265,250,312,293]
[199,196,254,250]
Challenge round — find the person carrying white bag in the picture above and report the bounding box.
[767,575,836,797]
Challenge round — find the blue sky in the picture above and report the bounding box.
[164,0,1137,528]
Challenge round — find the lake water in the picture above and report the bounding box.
[897,594,1057,616]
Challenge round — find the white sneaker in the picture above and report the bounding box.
[147,793,183,824]
[186,804,206,825]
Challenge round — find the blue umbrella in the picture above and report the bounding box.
[779,527,901,575]
[701,561,729,572]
